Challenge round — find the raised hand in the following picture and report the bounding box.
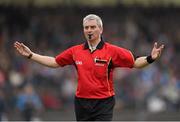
[14,41,32,58]
[151,42,164,60]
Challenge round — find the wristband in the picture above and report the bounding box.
[27,53,33,59]
[146,55,155,64]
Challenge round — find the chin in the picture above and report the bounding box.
[88,39,94,41]
[86,37,92,41]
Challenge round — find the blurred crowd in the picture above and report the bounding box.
[0,6,180,120]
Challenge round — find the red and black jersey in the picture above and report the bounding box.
[55,41,134,99]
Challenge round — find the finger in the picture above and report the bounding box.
[21,43,27,49]
[14,41,21,46]
[14,46,18,51]
[14,44,20,49]
[14,42,22,49]
[14,42,19,47]
[14,43,22,49]
[14,43,17,48]
[159,45,164,55]
[160,44,164,49]
[157,45,164,51]
[14,41,17,44]
[20,43,24,47]
[154,42,158,48]
[14,41,19,44]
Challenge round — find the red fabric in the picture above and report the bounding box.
[55,42,134,99]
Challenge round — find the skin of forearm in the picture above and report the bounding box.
[31,52,59,68]
[133,56,149,68]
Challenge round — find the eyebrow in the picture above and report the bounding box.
[84,25,96,28]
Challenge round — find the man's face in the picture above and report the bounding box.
[83,19,103,42]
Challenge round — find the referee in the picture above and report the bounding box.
[14,14,164,121]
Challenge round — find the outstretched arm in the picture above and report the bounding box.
[133,42,164,68]
[14,41,59,68]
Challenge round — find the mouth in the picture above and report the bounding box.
[88,34,93,40]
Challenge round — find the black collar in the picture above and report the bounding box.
[84,40,105,50]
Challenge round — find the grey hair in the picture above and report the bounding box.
[83,14,103,28]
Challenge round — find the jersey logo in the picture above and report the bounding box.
[75,61,83,65]
[94,57,107,66]
[94,57,107,64]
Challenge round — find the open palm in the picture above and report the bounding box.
[151,42,164,60]
[14,41,32,57]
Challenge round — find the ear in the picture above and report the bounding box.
[100,27,103,34]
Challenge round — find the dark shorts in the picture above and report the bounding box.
[74,96,115,121]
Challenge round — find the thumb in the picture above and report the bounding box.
[21,43,27,48]
[154,42,158,48]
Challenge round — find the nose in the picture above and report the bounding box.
[87,28,92,32]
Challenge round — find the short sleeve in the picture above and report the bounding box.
[55,47,74,67]
[111,45,135,68]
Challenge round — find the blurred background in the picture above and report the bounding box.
[0,0,180,121]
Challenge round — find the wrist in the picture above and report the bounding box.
[146,55,155,64]
[27,53,33,59]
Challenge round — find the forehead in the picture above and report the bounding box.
[83,19,98,26]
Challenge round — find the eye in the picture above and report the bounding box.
[84,26,89,30]
[91,26,96,29]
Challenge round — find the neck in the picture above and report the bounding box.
[88,37,101,47]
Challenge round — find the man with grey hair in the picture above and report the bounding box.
[14,14,164,121]
[83,14,103,28]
